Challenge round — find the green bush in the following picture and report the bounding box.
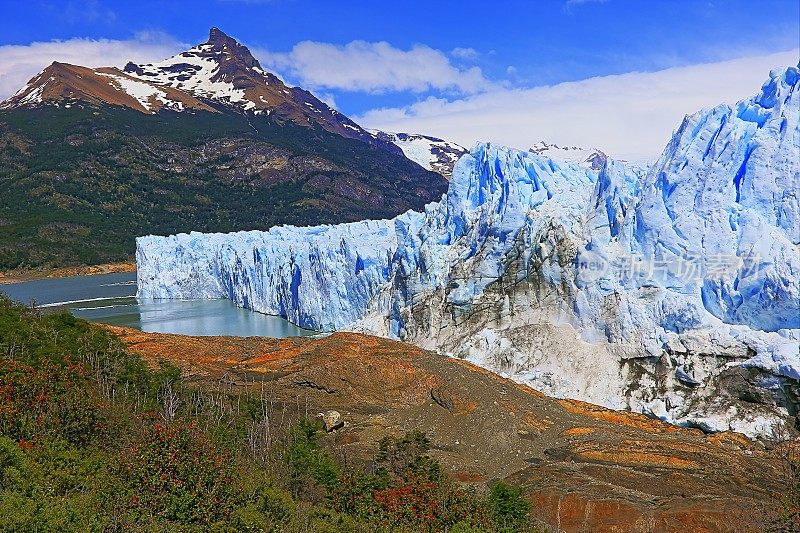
[0,439,116,532]
[0,354,105,445]
[376,430,441,484]
[287,418,341,500]
[333,431,494,532]
[488,481,532,532]
[0,436,27,491]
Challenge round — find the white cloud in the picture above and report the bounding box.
[451,47,479,61]
[355,50,800,161]
[0,32,186,101]
[316,92,338,110]
[256,40,492,94]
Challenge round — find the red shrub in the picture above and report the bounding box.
[123,418,235,525]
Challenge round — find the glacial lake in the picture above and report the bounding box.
[0,272,314,337]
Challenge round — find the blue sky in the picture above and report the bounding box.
[2,0,798,159]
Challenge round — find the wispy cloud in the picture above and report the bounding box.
[0,32,187,101]
[563,0,608,13]
[451,47,479,61]
[256,40,493,95]
[355,50,800,161]
[63,0,117,24]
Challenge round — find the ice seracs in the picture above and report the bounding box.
[137,66,800,438]
[635,65,800,333]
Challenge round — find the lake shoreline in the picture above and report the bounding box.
[1,272,315,338]
[0,262,136,285]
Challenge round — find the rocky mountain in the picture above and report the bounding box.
[137,65,800,438]
[121,27,392,150]
[3,28,394,152]
[0,28,446,269]
[369,130,468,179]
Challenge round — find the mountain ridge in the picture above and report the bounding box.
[528,141,609,170]
[369,129,468,179]
[3,27,399,154]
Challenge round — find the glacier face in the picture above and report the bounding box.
[632,66,800,333]
[137,216,423,332]
[138,66,800,437]
[138,143,599,333]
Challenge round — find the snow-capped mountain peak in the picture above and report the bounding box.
[1,28,398,152]
[529,141,608,170]
[368,130,468,179]
[120,27,391,148]
[0,61,213,113]
[122,27,269,108]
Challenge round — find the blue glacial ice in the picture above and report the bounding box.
[138,66,800,436]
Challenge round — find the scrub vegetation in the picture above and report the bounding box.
[0,296,536,531]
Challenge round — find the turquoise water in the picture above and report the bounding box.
[0,272,313,337]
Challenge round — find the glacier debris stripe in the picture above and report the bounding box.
[137,143,598,332]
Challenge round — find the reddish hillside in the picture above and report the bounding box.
[109,327,790,533]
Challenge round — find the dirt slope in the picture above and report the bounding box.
[109,327,789,532]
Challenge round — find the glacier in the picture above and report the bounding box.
[138,66,800,438]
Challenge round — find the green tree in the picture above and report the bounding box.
[287,418,340,500]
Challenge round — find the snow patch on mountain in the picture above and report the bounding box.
[124,45,249,106]
[14,83,45,107]
[97,72,183,113]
